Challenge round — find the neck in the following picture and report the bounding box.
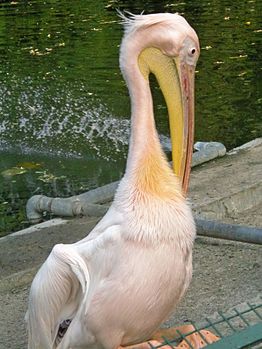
[122,51,166,174]
[120,47,182,198]
[115,43,191,244]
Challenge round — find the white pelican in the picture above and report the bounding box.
[26,12,212,349]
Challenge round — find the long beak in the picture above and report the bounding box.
[138,48,196,194]
[171,58,195,194]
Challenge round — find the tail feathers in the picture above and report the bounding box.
[26,244,90,349]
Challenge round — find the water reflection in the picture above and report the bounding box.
[0,0,261,234]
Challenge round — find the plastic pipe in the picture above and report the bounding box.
[26,142,226,223]
[196,218,262,245]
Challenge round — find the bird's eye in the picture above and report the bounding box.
[189,48,196,56]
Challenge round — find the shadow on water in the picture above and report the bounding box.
[0,0,261,234]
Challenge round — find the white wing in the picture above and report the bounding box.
[26,215,122,349]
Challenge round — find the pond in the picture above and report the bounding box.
[0,0,261,235]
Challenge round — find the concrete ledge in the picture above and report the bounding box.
[193,181,262,220]
[0,218,67,243]
[189,138,262,222]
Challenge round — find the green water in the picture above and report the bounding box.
[0,0,261,234]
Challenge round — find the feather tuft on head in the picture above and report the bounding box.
[117,10,183,36]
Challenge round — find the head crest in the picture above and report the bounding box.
[117,11,183,36]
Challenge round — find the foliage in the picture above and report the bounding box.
[0,200,28,237]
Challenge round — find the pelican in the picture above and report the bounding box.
[26,12,211,349]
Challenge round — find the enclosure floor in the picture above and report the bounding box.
[1,226,261,349]
[0,141,261,349]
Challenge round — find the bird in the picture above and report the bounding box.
[25,12,214,349]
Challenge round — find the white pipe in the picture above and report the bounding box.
[26,183,118,223]
[26,142,226,223]
[192,141,226,167]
